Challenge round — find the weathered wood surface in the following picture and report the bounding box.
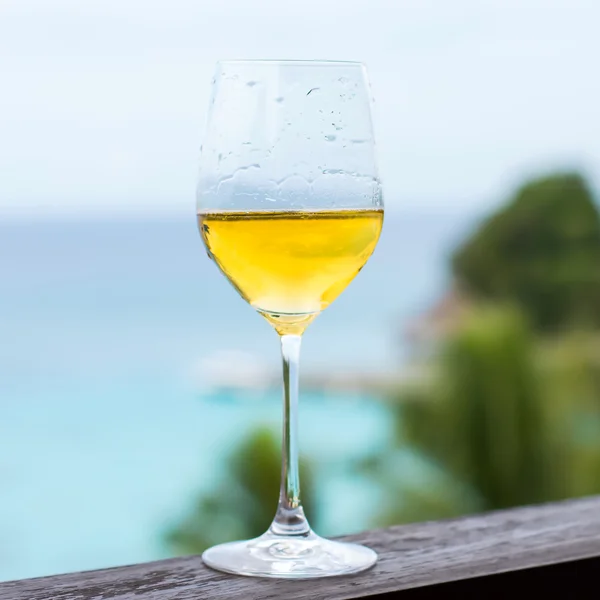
[2,496,600,600]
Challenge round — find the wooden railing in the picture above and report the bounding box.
[2,495,600,599]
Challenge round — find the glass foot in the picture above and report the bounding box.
[202,529,377,579]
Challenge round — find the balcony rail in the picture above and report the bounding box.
[2,495,600,599]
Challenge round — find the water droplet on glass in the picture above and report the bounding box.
[246,80,258,87]
[218,153,223,162]
[275,96,285,103]
[325,135,336,142]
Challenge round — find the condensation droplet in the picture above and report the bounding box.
[246,80,258,87]
[325,135,336,142]
[275,96,285,103]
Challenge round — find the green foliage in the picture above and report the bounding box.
[536,332,600,498]
[452,173,600,332]
[165,426,315,555]
[390,307,600,521]
[379,172,600,524]
[401,306,551,509]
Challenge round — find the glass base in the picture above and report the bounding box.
[202,529,377,579]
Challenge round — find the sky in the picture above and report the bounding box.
[1,0,599,217]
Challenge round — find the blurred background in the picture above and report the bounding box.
[2,0,600,582]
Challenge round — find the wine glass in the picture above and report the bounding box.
[197,60,384,578]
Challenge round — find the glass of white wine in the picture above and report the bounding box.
[197,60,384,578]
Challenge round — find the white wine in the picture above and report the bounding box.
[199,208,383,334]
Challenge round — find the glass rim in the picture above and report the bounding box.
[216,59,366,68]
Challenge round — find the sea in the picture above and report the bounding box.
[0,209,478,581]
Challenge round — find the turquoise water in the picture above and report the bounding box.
[0,211,475,581]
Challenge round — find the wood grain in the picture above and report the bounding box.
[2,495,600,600]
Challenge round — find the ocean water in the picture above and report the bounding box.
[0,210,475,581]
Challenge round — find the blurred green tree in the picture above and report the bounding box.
[378,306,600,525]
[401,306,552,510]
[536,331,600,499]
[452,172,600,332]
[165,426,315,555]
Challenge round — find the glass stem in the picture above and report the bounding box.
[270,333,310,536]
